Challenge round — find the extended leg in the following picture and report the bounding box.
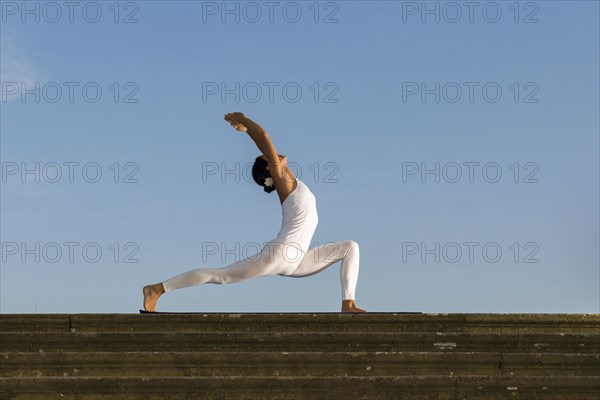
[162,244,291,291]
[143,243,294,311]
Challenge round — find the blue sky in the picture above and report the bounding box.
[1,0,598,313]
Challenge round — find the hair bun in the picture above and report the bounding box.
[252,155,276,195]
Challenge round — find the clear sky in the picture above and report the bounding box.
[1,0,598,314]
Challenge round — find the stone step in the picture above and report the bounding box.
[2,331,597,353]
[3,313,597,399]
[2,313,598,334]
[2,375,599,400]
[2,351,598,378]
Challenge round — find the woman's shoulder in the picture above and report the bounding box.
[278,176,299,205]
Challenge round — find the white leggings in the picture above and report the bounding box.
[162,240,360,300]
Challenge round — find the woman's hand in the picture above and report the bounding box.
[224,112,248,133]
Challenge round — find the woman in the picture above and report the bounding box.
[143,112,366,313]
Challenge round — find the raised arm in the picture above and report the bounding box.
[225,113,280,163]
[224,112,296,199]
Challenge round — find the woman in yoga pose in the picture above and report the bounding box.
[143,112,366,313]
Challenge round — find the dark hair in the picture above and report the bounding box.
[252,156,276,193]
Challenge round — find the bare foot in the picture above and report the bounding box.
[143,283,165,312]
[341,299,368,313]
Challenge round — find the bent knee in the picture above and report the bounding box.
[343,240,359,255]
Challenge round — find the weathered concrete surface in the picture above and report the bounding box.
[2,376,600,400]
[2,351,599,377]
[3,331,599,353]
[2,313,599,333]
[1,313,599,399]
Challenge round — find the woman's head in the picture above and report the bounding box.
[252,155,276,193]
[252,154,288,193]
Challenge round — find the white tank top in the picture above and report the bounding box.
[273,178,319,253]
